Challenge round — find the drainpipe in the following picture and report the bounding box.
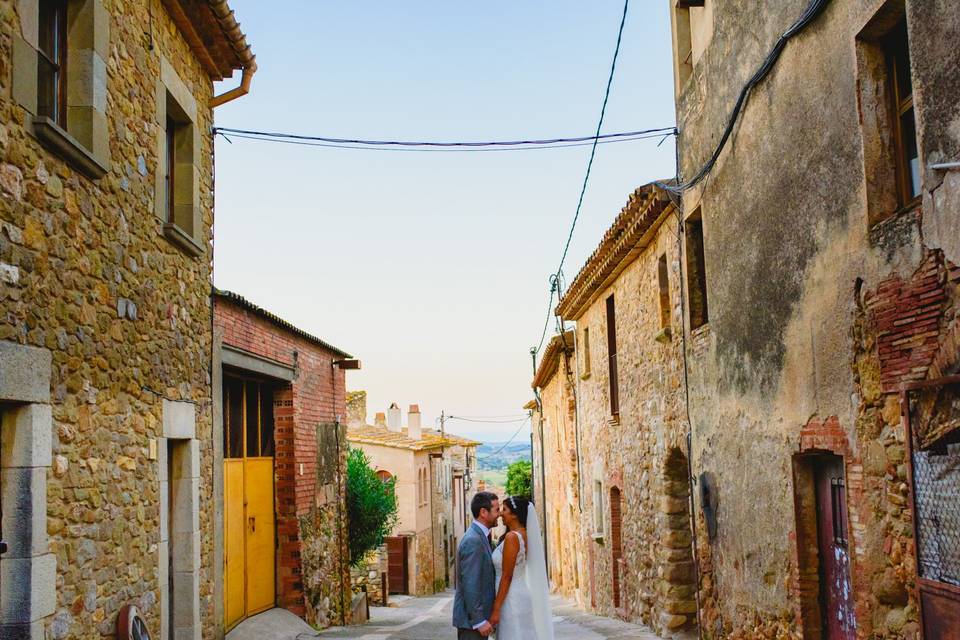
[211,60,257,108]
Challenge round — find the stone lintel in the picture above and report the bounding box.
[0,342,51,404]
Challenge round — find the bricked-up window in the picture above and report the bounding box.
[581,327,591,377]
[592,480,604,537]
[605,295,619,417]
[658,254,672,330]
[37,0,67,127]
[685,208,709,330]
[884,17,920,207]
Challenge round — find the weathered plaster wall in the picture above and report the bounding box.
[672,0,960,637]
[571,217,693,635]
[0,1,219,637]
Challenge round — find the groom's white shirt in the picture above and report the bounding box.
[471,520,492,630]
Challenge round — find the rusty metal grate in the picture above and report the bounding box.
[912,433,960,586]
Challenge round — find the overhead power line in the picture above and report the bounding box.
[478,417,532,460]
[448,416,529,424]
[657,0,830,194]
[213,125,675,151]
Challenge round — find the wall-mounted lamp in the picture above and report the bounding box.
[333,359,361,370]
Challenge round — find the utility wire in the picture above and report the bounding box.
[448,416,530,424]
[213,125,675,149]
[217,131,672,153]
[656,0,829,194]
[478,417,531,459]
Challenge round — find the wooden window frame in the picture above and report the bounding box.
[222,373,275,459]
[883,18,920,209]
[37,0,68,128]
[657,253,673,335]
[685,209,709,331]
[605,295,620,419]
[581,326,592,379]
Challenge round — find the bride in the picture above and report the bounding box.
[490,496,555,640]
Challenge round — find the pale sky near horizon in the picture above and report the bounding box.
[212,1,677,442]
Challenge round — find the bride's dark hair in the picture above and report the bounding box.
[505,495,533,527]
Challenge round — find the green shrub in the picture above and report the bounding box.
[505,460,532,497]
[346,447,399,566]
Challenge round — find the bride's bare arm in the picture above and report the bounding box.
[490,532,520,626]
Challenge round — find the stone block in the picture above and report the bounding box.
[170,478,200,534]
[0,342,50,403]
[0,619,45,640]
[170,439,199,480]
[159,480,169,541]
[11,37,38,115]
[170,530,200,573]
[17,0,39,46]
[1,467,47,557]
[1,404,52,468]
[172,569,200,635]
[158,437,168,482]
[163,400,196,439]
[660,495,688,515]
[0,553,56,623]
[660,612,688,631]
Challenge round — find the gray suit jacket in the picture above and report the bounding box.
[452,523,496,630]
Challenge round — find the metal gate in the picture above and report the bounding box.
[385,536,409,594]
[903,376,960,639]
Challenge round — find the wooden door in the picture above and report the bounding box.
[814,456,856,640]
[386,536,408,594]
[223,376,277,630]
[610,487,623,609]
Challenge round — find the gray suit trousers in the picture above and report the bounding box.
[457,629,485,640]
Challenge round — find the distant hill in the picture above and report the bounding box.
[477,441,531,471]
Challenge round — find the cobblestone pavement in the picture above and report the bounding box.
[309,590,660,640]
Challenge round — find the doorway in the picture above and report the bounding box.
[385,536,409,594]
[223,374,277,630]
[794,452,857,639]
[610,486,623,609]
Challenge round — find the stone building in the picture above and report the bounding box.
[212,290,354,631]
[667,0,960,637]
[549,185,695,635]
[0,1,253,638]
[530,331,588,606]
[345,395,479,596]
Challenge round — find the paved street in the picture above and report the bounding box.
[315,591,659,640]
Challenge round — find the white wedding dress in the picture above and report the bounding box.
[492,510,555,640]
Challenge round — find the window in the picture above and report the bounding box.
[162,92,200,255]
[685,208,709,330]
[377,470,393,483]
[658,254,672,333]
[605,295,619,417]
[222,375,275,459]
[592,480,604,538]
[37,0,67,127]
[580,327,591,379]
[671,1,707,95]
[884,17,919,207]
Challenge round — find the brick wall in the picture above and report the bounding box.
[214,297,351,626]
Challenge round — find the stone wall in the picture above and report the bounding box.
[0,1,221,637]
[350,548,386,607]
[670,0,960,637]
[566,214,693,635]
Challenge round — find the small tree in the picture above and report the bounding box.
[505,460,532,497]
[346,447,399,566]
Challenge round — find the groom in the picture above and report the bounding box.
[452,491,500,638]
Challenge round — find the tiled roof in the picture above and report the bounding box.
[162,0,255,80]
[533,331,574,390]
[213,288,352,358]
[556,183,676,321]
[347,425,480,451]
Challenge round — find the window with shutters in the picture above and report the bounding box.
[605,295,619,419]
[580,326,592,379]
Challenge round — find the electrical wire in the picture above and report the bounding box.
[477,417,532,460]
[448,416,530,424]
[452,414,529,420]
[213,125,675,149]
[215,130,673,153]
[656,0,830,194]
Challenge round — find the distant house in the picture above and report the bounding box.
[346,393,478,596]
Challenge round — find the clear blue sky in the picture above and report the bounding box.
[212,1,677,441]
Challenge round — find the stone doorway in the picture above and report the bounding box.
[658,447,697,632]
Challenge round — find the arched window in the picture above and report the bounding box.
[376,470,393,482]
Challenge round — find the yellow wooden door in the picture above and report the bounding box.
[244,458,275,615]
[224,460,246,630]
[223,376,277,630]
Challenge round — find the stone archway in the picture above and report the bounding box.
[658,447,697,633]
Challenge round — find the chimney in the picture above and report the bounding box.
[387,403,402,432]
[408,404,422,440]
[374,412,387,428]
